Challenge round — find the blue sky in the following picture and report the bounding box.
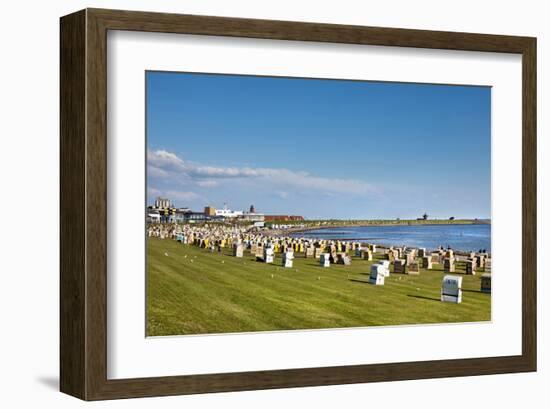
[146,71,491,219]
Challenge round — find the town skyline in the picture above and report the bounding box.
[147,71,491,219]
[147,195,489,223]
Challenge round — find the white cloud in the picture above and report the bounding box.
[195,180,219,188]
[147,186,162,196]
[147,185,199,202]
[147,149,373,196]
[147,166,169,178]
[147,149,186,172]
[165,190,200,201]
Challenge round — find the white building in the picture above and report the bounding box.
[146,212,161,223]
[215,208,244,218]
[241,212,265,222]
[154,197,171,208]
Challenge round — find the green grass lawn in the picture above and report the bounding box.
[147,238,491,336]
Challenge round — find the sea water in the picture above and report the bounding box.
[290,224,491,252]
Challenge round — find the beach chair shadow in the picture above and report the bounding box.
[462,288,484,294]
[407,294,440,302]
[349,278,370,285]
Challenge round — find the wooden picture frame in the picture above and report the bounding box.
[60,8,537,400]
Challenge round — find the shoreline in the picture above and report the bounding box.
[268,220,489,236]
[266,222,490,256]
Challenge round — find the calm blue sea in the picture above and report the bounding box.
[290,224,491,252]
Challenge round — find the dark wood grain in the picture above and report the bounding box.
[60,8,537,400]
[59,9,86,400]
[85,9,109,399]
[521,38,537,370]
[90,8,532,53]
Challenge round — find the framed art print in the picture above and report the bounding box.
[60,8,536,400]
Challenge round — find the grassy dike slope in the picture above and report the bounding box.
[147,238,490,336]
